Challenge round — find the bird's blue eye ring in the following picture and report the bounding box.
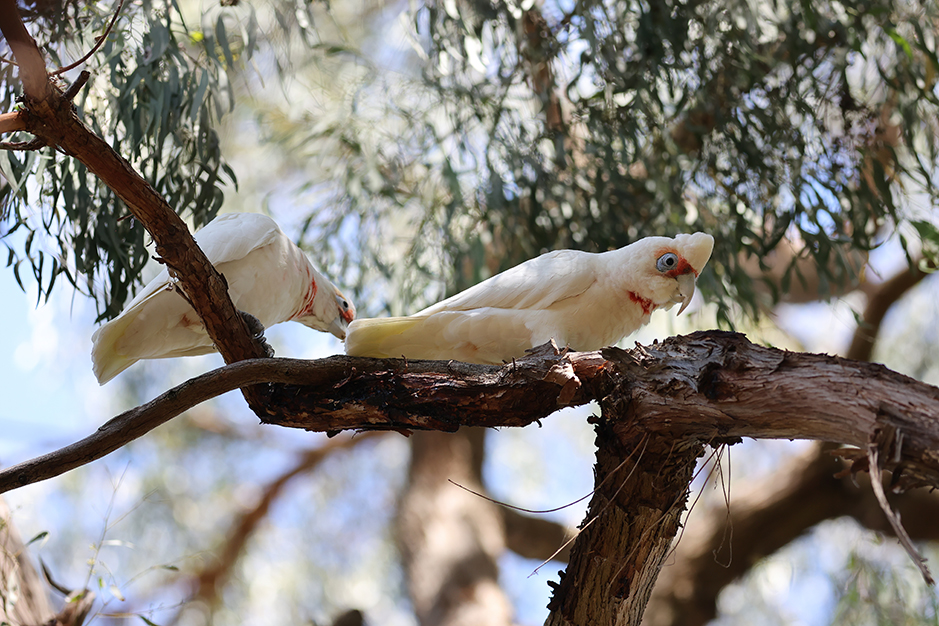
[656,252,679,273]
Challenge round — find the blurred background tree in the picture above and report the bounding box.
[2,0,939,624]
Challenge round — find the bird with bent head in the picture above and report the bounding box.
[92,212,355,385]
[345,232,713,364]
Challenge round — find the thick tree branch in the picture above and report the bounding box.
[2,331,938,623]
[3,330,938,498]
[0,348,593,494]
[644,260,938,626]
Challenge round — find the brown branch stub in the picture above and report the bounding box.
[0,111,29,134]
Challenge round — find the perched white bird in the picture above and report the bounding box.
[92,213,355,385]
[345,233,713,364]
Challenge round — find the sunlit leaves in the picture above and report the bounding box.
[0,0,246,319]
[395,0,939,321]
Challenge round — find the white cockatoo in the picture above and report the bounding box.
[345,232,713,364]
[92,212,355,384]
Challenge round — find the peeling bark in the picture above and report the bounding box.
[3,331,939,625]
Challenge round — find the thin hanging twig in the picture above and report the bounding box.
[49,0,126,76]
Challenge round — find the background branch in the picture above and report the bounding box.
[188,433,383,612]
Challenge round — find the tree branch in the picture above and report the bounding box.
[3,331,938,498]
[49,0,126,76]
[0,111,27,134]
[189,433,382,611]
[0,0,269,407]
[846,260,932,361]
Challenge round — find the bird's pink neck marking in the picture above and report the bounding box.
[627,291,654,315]
[292,274,318,320]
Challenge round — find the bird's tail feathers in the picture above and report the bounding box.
[344,316,426,359]
[91,310,144,385]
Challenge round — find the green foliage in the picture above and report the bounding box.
[234,0,939,322]
[404,0,939,318]
[1,0,938,321]
[1,0,248,319]
[833,546,939,625]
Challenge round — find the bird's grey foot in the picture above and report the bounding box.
[240,311,275,358]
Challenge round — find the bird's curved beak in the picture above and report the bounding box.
[676,272,696,315]
[328,316,349,341]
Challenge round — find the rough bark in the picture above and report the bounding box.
[5,331,939,494]
[544,427,705,626]
[3,331,939,625]
[640,263,937,626]
[397,429,514,626]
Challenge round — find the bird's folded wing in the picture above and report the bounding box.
[415,249,597,315]
[193,212,282,266]
[345,308,540,364]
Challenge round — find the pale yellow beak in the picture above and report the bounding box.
[328,316,349,341]
[676,272,696,315]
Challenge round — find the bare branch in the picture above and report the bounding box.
[3,330,938,499]
[190,433,383,609]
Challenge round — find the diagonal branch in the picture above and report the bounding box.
[0,0,269,406]
[190,433,383,610]
[846,258,933,361]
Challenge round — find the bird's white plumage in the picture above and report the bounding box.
[91,213,355,384]
[345,233,713,364]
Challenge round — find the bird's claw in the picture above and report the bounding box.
[240,311,275,358]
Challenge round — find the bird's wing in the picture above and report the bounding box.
[104,214,282,316]
[415,249,598,315]
[194,213,283,266]
[345,309,540,364]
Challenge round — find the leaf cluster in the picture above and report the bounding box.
[1,0,250,319]
[405,0,939,320]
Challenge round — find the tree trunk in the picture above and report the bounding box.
[397,429,513,626]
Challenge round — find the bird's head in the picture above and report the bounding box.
[629,232,714,314]
[294,277,356,340]
[326,287,356,340]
